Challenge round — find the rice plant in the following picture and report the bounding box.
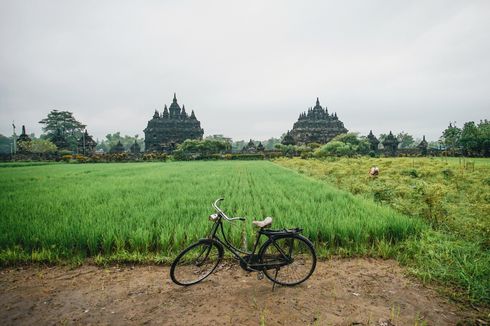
[0,161,423,262]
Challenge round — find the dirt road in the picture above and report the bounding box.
[0,258,481,325]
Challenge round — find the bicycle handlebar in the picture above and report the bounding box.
[212,198,245,222]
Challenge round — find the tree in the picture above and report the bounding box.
[478,120,490,157]
[174,139,231,159]
[97,133,144,153]
[460,121,479,156]
[231,137,283,152]
[0,134,12,154]
[440,123,461,156]
[39,110,86,150]
[328,132,370,155]
[315,141,355,157]
[274,144,297,157]
[232,140,246,152]
[263,137,282,150]
[397,131,416,149]
[205,134,232,144]
[332,133,359,145]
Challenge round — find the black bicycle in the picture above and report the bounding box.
[170,198,316,287]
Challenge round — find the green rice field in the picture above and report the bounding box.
[0,160,488,304]
[0,161,423,262]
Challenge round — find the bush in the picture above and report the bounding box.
[314,141,355,157]
[400,168,419,178]
[441,168,454,178]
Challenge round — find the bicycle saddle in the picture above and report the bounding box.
[252,216,273,228]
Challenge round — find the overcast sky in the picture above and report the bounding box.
[1,1,489,142]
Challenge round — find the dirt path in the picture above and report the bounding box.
[0,258,482,325]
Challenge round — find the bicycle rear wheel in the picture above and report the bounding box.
[259,234,316,286]
[170,239,223,286]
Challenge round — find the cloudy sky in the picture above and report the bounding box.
[1,1,489,142]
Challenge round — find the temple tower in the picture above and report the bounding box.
[283,98,348,145]
[144,94,204,152]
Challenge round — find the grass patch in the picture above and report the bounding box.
[399,230,490,304]
[275,157,490,305]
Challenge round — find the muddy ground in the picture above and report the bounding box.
[0,258,485,325]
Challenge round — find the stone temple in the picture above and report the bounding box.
[284,98,348,145]
[144,94,204,152]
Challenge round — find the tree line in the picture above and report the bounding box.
[440,120,489,156]
[0,109,489,157]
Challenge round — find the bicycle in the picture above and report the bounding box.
[170,198,317,288]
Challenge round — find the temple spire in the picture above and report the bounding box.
[316,97,320,106]
[162,105,169,118]
[17,125,31,141]
[173,93,177,103]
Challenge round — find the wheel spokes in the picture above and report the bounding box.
[172,242,220,285]
[262,237,315,285]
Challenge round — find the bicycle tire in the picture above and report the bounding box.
[170,239,223,286]
[259,234,316,286]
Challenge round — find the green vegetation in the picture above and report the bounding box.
[173,139,231,160]
[314,132,370,157]
[276,157,490,304]
[0,134,11,154]
[0,161,422,263]
[39,109,86,150]
[17,139,57,155]
[96,132,145,153]
[0,162,61,168]
[1,159,488,304]
[441,120,489,156]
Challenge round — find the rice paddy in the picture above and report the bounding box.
[0,161,423,263]
[1,160,488,305]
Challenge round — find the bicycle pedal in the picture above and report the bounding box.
[257,271,264,280]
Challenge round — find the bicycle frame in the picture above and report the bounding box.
[207,217,292,272]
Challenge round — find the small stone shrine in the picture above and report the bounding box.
[418,135,428,156]
[77,130,97,155]
[144,93,204,152]
[257,142,265,152]
[110,140,125,154]
[382,131,399,156]
[17,125,32,143]
[282,131,295,145]
[241,139,257,153]
[283,98,348,145]
[367,130,380,152]
[16,125,32,153]
[130,140,141,154]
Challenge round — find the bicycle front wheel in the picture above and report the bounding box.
[259,234,316,286]
[170,239,223,286]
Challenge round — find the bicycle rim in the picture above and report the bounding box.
[170,240,222,286]
[261,235,316,286]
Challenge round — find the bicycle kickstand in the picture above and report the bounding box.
[272,268,279,292]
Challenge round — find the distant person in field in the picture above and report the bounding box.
[369,166,379,177]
